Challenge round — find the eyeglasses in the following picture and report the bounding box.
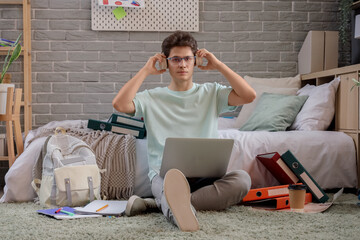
[167,56,196,65]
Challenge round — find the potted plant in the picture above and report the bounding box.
[350,74,360,91]
[0,33,22,114]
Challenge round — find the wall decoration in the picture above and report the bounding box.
[91,0,199,32]
[98,0,145,8]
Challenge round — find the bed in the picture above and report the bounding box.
[1,75,358,203]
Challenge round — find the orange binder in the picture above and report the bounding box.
[242,185,290,202]
[243,193,313,210]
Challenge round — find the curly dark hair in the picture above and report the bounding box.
[161,31,198,57]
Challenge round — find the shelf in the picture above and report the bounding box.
[0,47,25,56]
[301,64,360,81]
[0,0,32,136]
[0,0,23,4]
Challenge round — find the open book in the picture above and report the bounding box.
[74,200,127,216]
[37,206,101,220]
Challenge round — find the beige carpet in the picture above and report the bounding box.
[0,193,359,240]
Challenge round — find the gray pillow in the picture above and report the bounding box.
[239,93,308,132]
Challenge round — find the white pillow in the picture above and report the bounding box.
[289,77,340,131]
[244,75,301,89]
[234,84,298,128]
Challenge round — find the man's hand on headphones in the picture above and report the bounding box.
[142,53,167,75]
[196,48,222,71]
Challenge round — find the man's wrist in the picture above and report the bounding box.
[139,67,151,77]
[215,61,226,71]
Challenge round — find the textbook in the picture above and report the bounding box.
[87,119,146,139]
[242,185,290,202]
[281,150,329,203]
[243,192,312,210]
[37,207,101,220]
[74,200,127,216]
[256,152,299,185]
[110,113,145,129]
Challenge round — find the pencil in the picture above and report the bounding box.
[55,208,62,214]
[60,209,74,216]
[96,204,109,212]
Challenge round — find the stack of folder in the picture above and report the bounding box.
[242,184,313,210]
[242,150,329,210]
[87,113,146,139]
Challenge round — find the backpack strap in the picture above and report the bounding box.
[64,178,72,206]
[31,135,52,194]
[88,176,95,201]
[31,179,41,196]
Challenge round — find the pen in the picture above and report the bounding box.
[96,204,109,212]
[60,209,75,216]
[55,208,62,214]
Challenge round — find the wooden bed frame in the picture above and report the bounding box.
[301,64,360,188]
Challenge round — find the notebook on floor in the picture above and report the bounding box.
[159,138,234,178]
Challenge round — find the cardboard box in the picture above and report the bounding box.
[298,31,338,74]
[324,31,339,70]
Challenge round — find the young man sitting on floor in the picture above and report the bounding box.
[112,31,256,232]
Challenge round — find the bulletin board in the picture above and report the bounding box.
[91,0,199,32]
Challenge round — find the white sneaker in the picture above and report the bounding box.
[125,195,157,217]
[164,169,199,232]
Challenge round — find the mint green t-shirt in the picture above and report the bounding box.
[133,82,235,180]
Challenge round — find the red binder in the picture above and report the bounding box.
[256,152,299,185]
[242,185,290,202]
[243,193,313,210]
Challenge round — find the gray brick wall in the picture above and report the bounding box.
[0,0,349,129]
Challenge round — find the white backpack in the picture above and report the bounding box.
[32,127,101,207]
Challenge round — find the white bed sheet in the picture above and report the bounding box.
[1,118,357,203]
[219,129,357,189]
[217,117,357,189]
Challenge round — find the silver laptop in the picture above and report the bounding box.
[159,138,234,178]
